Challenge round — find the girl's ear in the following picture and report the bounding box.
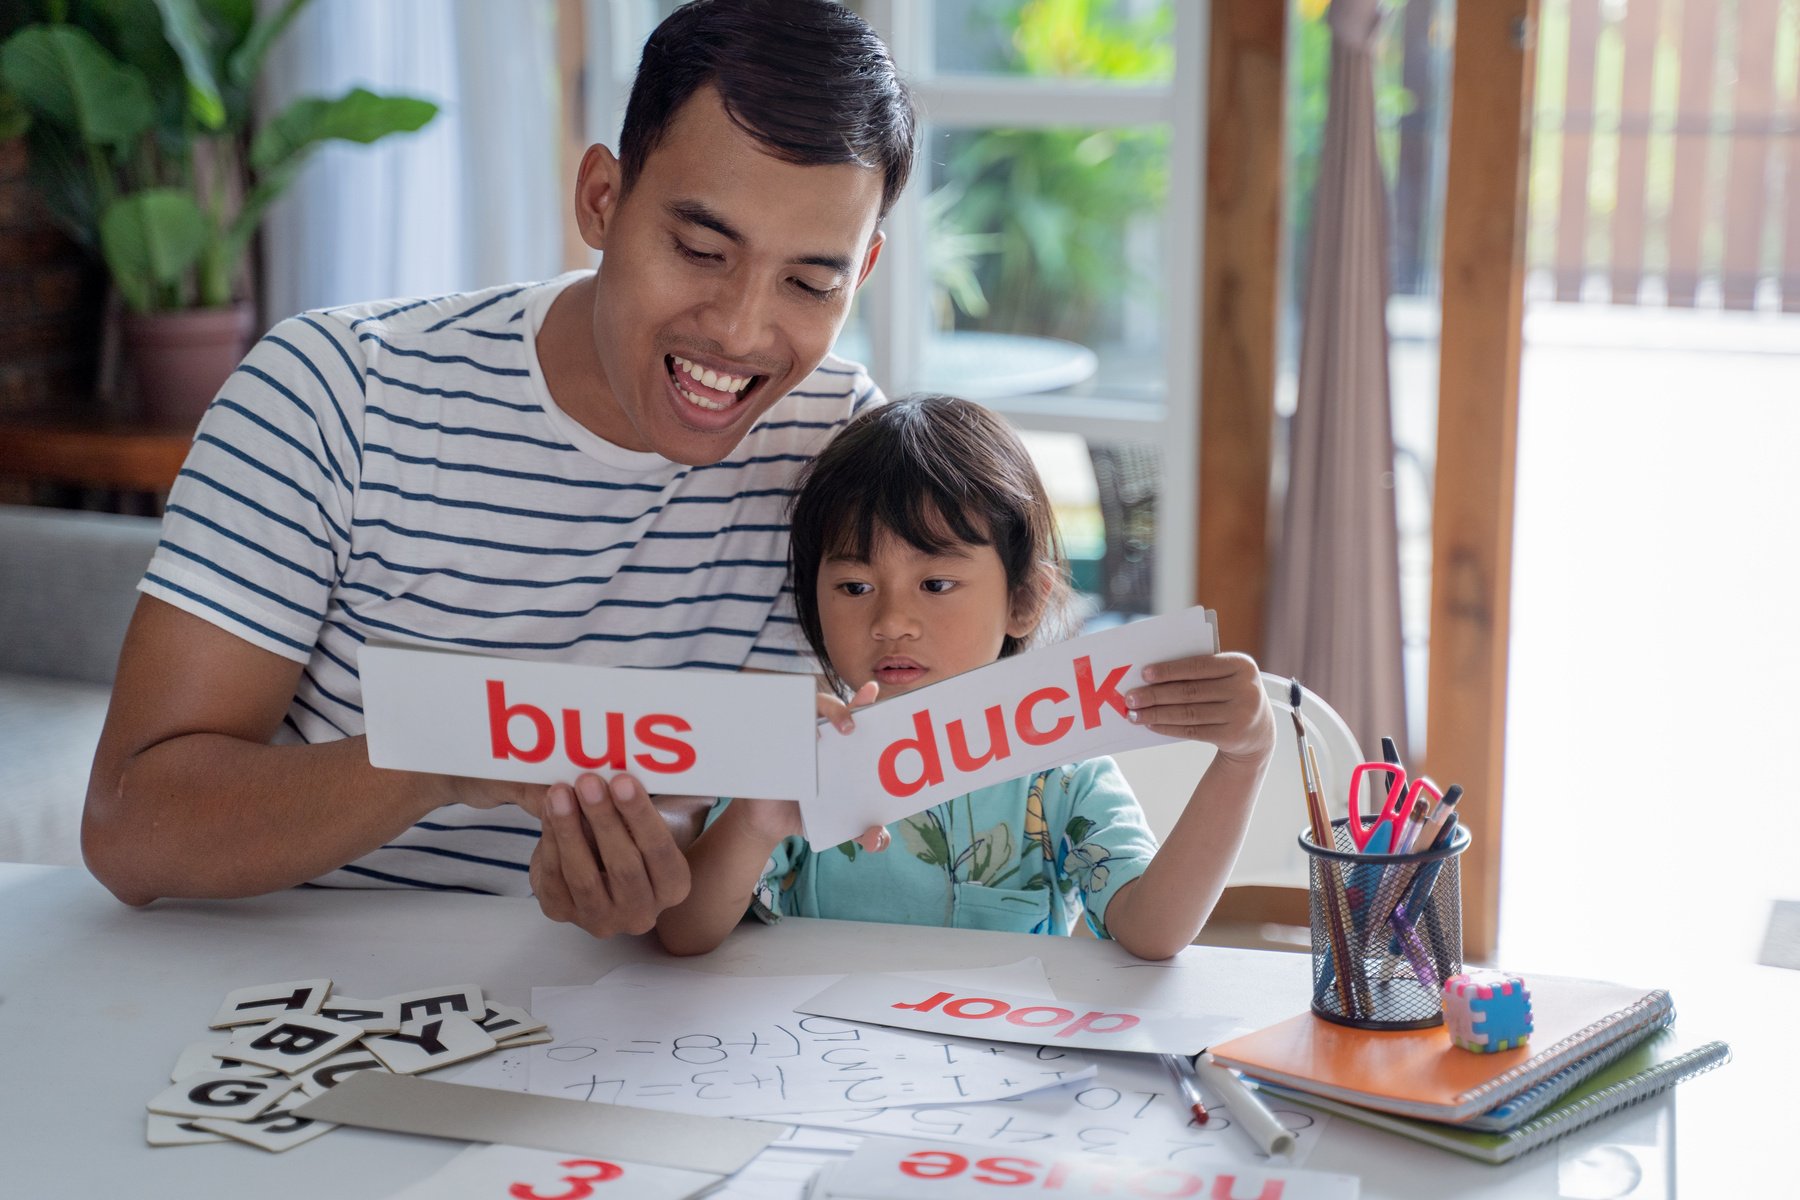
[1006,562,1057,641]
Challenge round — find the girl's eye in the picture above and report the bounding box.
[837,581,872,597]
[922,578,957,595]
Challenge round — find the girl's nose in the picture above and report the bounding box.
[871,595,921,640]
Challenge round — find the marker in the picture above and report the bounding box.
[1160,1053,1209,1126]
[1193,1052,1297,1157]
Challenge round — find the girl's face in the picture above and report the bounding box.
[817,528,1034,698]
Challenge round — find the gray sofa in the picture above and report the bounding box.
[0,504,161,866]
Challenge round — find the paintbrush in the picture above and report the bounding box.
[1290,680,1363,1017]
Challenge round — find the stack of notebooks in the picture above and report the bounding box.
[1209,975,1729,1164]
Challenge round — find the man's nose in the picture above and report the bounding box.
[695,274,774,358]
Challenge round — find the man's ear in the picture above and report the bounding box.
[573,144,625,251]
[1006,562,1056,641]
[853,228,886,289]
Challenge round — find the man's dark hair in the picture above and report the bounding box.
[789,395,1075,693]
[620,0,916,218]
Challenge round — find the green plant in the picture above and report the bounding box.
[0,0,436,313]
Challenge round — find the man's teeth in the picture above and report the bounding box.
[671,354,752,395]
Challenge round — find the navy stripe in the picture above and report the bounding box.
[366,369,539,413]
[814,362,861,376]
[339,577,772,621]
[345,547,783,597]
[753,418,843,432]
[324,617,368,646]
[748,645,805,657]
[380,843,531,872]
[236,365,354,489]
[358,332,529,377]
[268,334,361,459]
[460,328,524,343]
[643,524,785,540]
[282,714,306,740]
[313,635,360,679]
[349,516,644,559]
[296,315,366,396]
[210,398,340,492]
[415,820,542,839]
[301,666,363,716]
[850,383,881,413]
[359,480,667,526]
[350,296,439,326]
[143,572,311,653]
[617,558,786,575]
[783,391,859,401]
[174,470,335,559]
[293,694,350,739]
[691,453,812,473]
[333,863,496,893]
[424,283,530,332]
[508,308,526,321]
[336,596,762,651]
[364,443,670,492]
[193,433,351,546]
[158,537,327,621]
[367,406,575,452]
[667,487,796,505]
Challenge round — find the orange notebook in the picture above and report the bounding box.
[1210,975,1673,1123]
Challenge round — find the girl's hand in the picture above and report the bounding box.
[817,680,879,734]
[1124,651,1276,765]
[733,680,888,852]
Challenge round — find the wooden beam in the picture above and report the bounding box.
[1425,0,1538,964]
[1198,0,1285,656]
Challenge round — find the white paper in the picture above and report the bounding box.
[362,643,817,799]
[823,1134,1358,1200]
[784,1048,1330,1169]
[805,608,1218,847]
[376,1143,722,1200]
[525,963,1094,1117]
[796,974,1238,1056]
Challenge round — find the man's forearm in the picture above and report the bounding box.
[84,733,450,905]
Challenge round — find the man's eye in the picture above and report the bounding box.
[675,239,721,263]
[792,277,840,299]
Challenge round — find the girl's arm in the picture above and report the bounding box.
[1104,651,1276,960]
[654,800,794,956]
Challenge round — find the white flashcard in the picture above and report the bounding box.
[294,1072,783,1176]
[364,1015,498,1074]
[169,1039,272,1082]
[375,1143,723,1200]
[795,975,1239,1056]
[805,606,1218,847]
[302,1048,392,1093]
[475,1002,547,1041]
[193,1106,336,1152]
[146,1112,227,1146]
[384,984,487,1026]
[147,1070,299,1120]
[361,643,818,800]
[226,1013,365,1073]
[208,977,332,1029]
[824,1136,1359,1200]
[496,1028,554,1050]
[318,994,402,1033]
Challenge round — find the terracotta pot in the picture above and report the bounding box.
[122,303,256,429]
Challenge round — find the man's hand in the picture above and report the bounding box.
[530,773,693,938]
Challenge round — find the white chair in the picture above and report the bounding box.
[1110,675,1365,943]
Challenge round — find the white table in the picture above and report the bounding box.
[0,864,1762,1198]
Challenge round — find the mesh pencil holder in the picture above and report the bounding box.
[1298,818,1471,1030]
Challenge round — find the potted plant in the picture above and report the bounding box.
[0,0,436,427]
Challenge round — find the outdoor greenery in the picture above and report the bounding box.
[930,0,1172,343]
[0,0,435,313]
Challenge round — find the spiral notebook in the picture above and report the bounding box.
[1253,1030,1730,1164]
[1209,975,1674,1122]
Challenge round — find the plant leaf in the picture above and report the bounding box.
[0,24,153,148]
[0,86,30,139]
[149,0,224,129]
[250,86,435,175]
[224,0,305,89]
[100,187,206,312]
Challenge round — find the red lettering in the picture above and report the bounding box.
[892,990,953,1013]
[1074,655,1131,728]
[947,705,1012,772]
[899,1150,968,1180]
[878,710,945,797]
[1004,1005,1076,1028]
[1054,1011,1142,1039]
[633,714,697,773]
[562,710,627,771]
[1211,1179,1283,1200]
[488,680,554,763]
[973,1156,1039,1186]
[1015,687,1072,746]
[943,996,1009,1019]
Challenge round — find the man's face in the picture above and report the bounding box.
[580,87,887,466]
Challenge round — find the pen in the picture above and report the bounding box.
[1192,1052,1297,1157]
[1159,1052,1208,1126]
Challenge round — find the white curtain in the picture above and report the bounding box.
[259,0,564,318]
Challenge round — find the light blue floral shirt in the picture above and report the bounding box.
[709,758,1159,937]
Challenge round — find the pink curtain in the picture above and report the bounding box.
[1264,0,1409,762]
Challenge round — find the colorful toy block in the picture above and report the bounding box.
[1442,969,1532,1053]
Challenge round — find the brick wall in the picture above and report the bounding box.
[0,137,106,419]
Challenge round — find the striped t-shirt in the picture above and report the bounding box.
[142,272,880,895]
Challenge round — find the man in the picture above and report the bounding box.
[82,0,914,939]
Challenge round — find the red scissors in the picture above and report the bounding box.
[1346,762,1444,853]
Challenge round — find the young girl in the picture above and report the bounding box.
[656,395,1274,961]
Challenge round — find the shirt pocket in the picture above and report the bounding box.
[953,882,1052,934]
